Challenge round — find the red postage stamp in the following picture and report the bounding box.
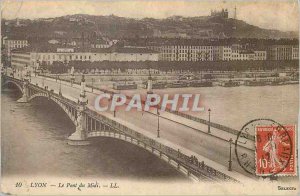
[255,125,297,176]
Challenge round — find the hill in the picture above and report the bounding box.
[2,14,298,41]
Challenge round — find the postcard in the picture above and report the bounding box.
[1,0,299,195]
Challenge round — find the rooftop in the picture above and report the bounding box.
[11,44,157,54]
[112,47,156,53]
[124,38,299,47]
[4,35,29,40]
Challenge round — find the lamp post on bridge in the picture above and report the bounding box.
[12,68,16,78]
[34,67,37,77]
[157,106,160,138]
[113,93,116,117]
[27,65,32,82]
[228,138,233,171]
[58,75,62,96]
[147,69,153,94]
[79,74,88,106]
[24,64,30,82]
[20,69,23,81]
[113,91,120,118]
[70,66,75,86]
[208,108,211,134]
[91,78,94,92]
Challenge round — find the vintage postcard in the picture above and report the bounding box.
[0,0,299,195]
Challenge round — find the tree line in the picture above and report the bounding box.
[40,60,298,74]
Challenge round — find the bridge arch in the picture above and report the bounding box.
[28,93,77,125]
[2,80,23,94]
[87,131,208,181]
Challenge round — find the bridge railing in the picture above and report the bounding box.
[86,108,239,183]
[39,74,117,95]
[164,108,255,141]
[28,82,79,108]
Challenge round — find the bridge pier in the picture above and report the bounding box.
[17,66,31,103]
[67,75,90,146]
[17,80,29,103]
[67,106,91,146]
[67,132,90,145]
[17,94,29,103]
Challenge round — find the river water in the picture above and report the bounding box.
[123,84,299,130]
[1,88,184,180]
[171,84,299,130]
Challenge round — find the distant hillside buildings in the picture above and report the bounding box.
[125,38,299,61]
[211,9,229,19]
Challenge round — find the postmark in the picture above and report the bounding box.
[235,119,296,177]
[255,125,296,176]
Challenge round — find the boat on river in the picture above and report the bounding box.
[189,80,213,87]
[220,80,240,87]
[244,80,268,86]
[113,82,137,90]
[167,81,189,88]
[143,81,167,89]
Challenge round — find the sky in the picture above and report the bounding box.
[1,0,299,32]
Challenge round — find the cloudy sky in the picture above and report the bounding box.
[1,0,299,32]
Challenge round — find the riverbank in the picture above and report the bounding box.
[43,72,298,90]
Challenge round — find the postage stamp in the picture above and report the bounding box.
[255,125,297,176]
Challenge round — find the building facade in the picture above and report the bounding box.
[3,38,28,61]
[11,46,159,69]
[254,51,267,60]
[11,51,31,69]
[267,45,293,60]
[292,46,299,60]
[143,39,298,61]
[148,44,269,61]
